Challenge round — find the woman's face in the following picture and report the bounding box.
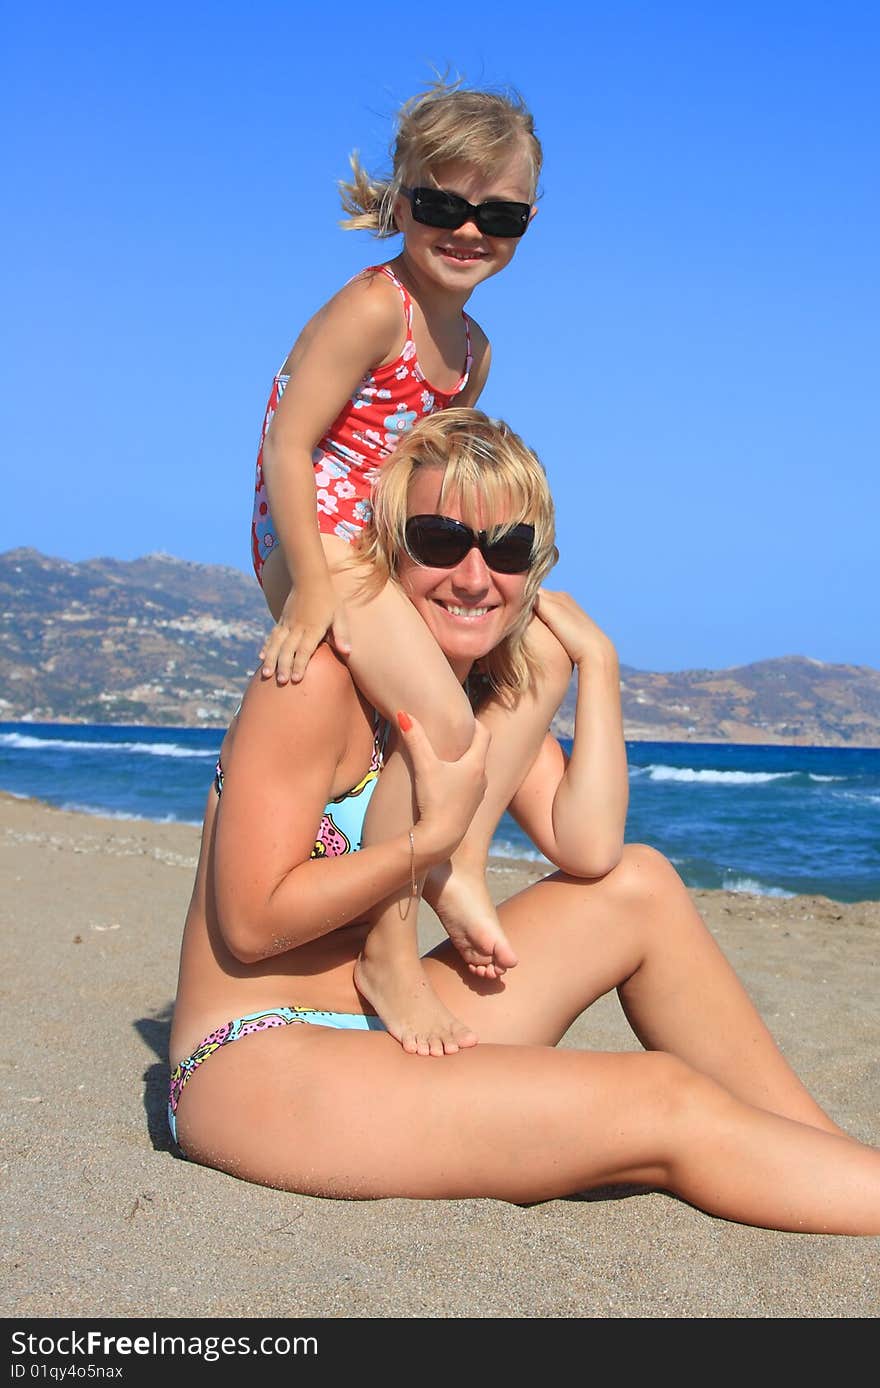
[396,464,531,679]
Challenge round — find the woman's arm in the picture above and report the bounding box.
[506,591,628,877]
[212,653,489,963]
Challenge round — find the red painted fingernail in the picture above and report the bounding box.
[396,710,412,732]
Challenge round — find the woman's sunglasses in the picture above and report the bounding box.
[404,515,536,574]
[402,186,532,239]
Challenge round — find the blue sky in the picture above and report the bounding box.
[2,1,878,672]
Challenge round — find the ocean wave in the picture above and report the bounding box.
[0,732,213,759]
[830,789,880,805]
[721,875,795,898]
[58,800,202,825]
[643,765,794,785]
[490,837,551,864]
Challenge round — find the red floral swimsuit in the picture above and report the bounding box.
[250,264,473,585]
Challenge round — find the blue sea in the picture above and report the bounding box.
[1,722,878,904]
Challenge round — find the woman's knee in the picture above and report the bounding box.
[637,1051,729,1147]
[604,842,685,908]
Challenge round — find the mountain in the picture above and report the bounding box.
[1,548,878,745]
[553,659,880,745]
[0,548,266,726]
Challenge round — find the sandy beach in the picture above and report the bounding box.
[2,790,878,1321]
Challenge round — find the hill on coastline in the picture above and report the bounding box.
[1,548,878,745]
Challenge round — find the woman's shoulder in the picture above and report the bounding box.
[235,647,359,763]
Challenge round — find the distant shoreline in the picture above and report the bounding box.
[1,714,876,751]
[4,548,879,744]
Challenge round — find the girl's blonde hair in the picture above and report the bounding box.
[339,77,542,238]
[353,408,558,703]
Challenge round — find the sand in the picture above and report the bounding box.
[1,791,878,1321]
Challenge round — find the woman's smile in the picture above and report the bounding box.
[398,465,528,676]
[435,602,495,620]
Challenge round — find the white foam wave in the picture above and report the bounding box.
[722,875,795,898]
[832,789,880,805]
[490,837,551,864]
[645,765,792,785]
[0,732,213,759]
[59,800,201,825]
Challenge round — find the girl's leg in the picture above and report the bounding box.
[262,541,487,1054]
[263,551,569,1003]
[259,546,295,625]
[423,843,846,1135]
[423,614,573,971]
[176,1021,880,1233]
[327,547,505,1054]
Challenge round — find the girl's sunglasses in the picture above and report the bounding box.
[404,515,536,574]
[402,186,531,239]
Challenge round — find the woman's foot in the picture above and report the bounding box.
[354,942,478,1056]
[425,862,519,979]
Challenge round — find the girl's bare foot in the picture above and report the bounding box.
[425,863,519,979]
[354,939,478,1057]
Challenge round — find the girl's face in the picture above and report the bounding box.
[396,464,530,680]
[394,147,536,296]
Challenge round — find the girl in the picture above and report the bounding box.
[250,81,575,1056]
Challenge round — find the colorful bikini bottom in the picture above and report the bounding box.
[168,1005,386,1146]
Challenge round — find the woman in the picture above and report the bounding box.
[169,409,880,1232]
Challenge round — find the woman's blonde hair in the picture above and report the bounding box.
[353,408,558,703]
[339,77,542,237]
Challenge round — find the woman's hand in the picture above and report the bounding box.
[260,579,353,685]
[396,712,490,864]
[534,589,618,669]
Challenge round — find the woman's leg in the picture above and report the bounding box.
[175,1018,880,1233]
[424,844,846,1135]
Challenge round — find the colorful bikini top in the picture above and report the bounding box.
[213,715,388,860]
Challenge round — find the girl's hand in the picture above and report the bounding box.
[396,712,490,863]
[260,580,353,685]
[534,589,618,668]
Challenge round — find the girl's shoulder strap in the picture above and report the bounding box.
[349,263,413,335]
[462,311,474,378]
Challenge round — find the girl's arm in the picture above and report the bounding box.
[212,652,489,964]
[506,591,629,877]
[259,273,405,678]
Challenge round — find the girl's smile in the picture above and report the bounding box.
[395,152,536,295]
